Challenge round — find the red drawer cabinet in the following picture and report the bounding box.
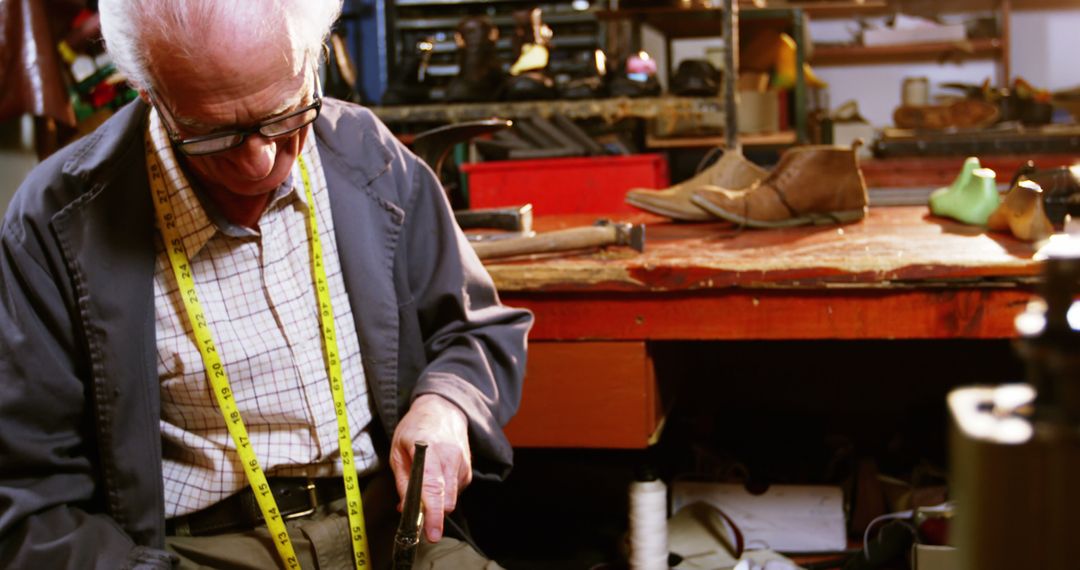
[504,341,661,449]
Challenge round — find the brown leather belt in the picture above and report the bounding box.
[166,477,351,537]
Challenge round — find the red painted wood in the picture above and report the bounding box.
[503,288,1034,341]
[504,341,658,448]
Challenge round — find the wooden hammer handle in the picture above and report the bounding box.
[472,225,616,260]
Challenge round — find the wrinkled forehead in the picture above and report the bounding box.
[160,42,301,78]
[142,7,305,95]
[154,48,303,96]
[148,40,311,130]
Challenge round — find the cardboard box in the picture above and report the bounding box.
[832,121,876,158]
[738,90,782,134]
[912,544,959,570]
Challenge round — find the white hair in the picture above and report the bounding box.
[99,0,343,91]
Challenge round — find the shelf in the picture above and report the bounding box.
[812,38,1003,65]
[394,0,543,5]
[773,0,1006,17]
[775,0,889,17]
[372,96,726,124]
[427,34,597,54]
[788,0,1065,16]
[387,1,606,109]
[418,55,595,77]
[596,6,806,39]
[395,11,595,31]
[594,4,809,142]
[598,1,889,20]
[645,130,797,148]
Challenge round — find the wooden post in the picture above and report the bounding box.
[723,0,740,151]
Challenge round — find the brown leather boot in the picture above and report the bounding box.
[690,143,868,228]
[624,150,768,221]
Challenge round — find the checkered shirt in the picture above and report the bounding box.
[147,109,379,517]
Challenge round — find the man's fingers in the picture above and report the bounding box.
[421,473,446,542]
[389,447,411,510]
[443,476,459,516]
[393,470,410,511]
[435,447,466,515]
[444,458,472,514]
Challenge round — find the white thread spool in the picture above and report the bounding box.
[629,477,668,570]
[902,76,930,107]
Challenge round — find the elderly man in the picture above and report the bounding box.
[0,1,531,568]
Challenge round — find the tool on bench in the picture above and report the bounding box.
[412,119,532,235]
[471,219,645,260]
[392,441,427,570]
[457,203,534,241]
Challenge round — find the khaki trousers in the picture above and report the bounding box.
[165,471,502,570]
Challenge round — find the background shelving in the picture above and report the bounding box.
[811,38,1004,66]
[387,0,603,102]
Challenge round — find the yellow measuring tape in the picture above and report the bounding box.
[147,144,370,569]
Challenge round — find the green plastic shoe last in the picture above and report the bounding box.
[929,158,1001,226]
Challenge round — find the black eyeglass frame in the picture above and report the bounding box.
[148,71,323,157]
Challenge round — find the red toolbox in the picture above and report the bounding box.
[461,154,669,215]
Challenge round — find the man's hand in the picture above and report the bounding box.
[390,394,472,542]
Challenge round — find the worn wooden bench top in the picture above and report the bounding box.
[482,206,1041,293]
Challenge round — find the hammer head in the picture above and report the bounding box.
[594,219,646,252]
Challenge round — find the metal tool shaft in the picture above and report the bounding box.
[392,441,428,570]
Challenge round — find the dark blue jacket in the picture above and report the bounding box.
[0,98,531,568]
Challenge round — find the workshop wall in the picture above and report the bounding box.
[812,8,1080,127]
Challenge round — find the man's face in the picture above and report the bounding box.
[149,51,313,199]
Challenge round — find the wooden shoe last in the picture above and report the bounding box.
[987,180,1055,242]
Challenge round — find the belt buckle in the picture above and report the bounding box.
[282,478,319,521]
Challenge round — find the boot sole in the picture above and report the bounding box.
[625,195,714,222]
[690,195,866,228]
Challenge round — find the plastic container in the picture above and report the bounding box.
[462,154,669,215]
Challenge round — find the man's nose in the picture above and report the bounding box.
[228,134,277,180]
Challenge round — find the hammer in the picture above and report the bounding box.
[471,220,645,260]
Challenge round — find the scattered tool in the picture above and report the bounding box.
[393,441,427,570]
[471,219,645,260]
[460,203,534,241]
[412,119,512,176]
[411,119,535,237]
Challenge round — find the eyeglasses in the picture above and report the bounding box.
[149,72,322,156]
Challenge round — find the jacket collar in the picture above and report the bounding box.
[309,98,396,199]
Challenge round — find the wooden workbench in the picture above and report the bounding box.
[490,206,1042,448]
